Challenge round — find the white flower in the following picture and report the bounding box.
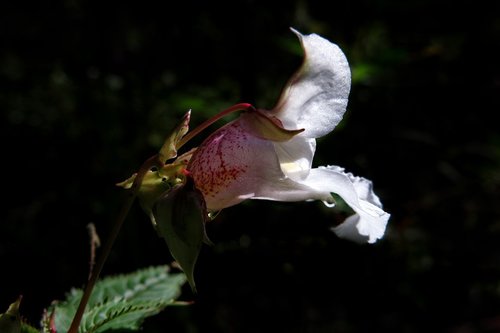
[188,29,390,243]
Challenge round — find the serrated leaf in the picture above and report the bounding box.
[46,265,187,333]
[81,299,169,332]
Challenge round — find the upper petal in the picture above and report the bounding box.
[272,28,351,139]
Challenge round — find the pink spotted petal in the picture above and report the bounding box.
[188,119,284,211]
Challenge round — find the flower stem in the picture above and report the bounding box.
[67,155,158,333]
[176,103,255,150]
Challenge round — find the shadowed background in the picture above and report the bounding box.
[1,0,499,332]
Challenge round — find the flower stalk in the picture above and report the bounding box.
[176,103,255,150]
[67,155,158,333]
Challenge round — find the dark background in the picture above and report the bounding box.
[1,0,499,332]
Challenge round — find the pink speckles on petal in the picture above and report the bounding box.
[188,121,248,206]
[187,119,279,211]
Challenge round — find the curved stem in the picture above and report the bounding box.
[67,155,158,333]
[176,103,255,150]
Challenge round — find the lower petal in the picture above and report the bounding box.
[302,166,390,243]
[249,164,390,243]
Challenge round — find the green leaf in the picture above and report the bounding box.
[1,297,43,333]
[20,323,40,333]
[45,265,186,333]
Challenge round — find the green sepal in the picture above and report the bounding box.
[117,170,170,204]
[239,109,304,142]
[116,156,193,229]
[158,110,191,164]
[153,176,209,292]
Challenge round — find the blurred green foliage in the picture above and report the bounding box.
[0,0,499,332]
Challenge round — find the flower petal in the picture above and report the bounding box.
[302,166,390,243]
[188,119,388,242]
[239,109,304,142]
[273,136,316,180]
[188,119,286,211]
[272,28,351,139]
[246,164,389,243]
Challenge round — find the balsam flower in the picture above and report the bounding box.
[188,29,390,243]
[119,28,389,290]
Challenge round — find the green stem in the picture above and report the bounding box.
[67,155,158,333]
[176,103,255,150]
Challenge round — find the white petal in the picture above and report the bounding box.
[250,164,390,243]
[304,166,390,243]
[273,136,316,180]
[332,214,368,243]
[273,28,351,139]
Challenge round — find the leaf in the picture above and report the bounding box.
[45,265,187,333]
[1,297,46,333]
[0,297,22,333]
[20,323,40,333]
